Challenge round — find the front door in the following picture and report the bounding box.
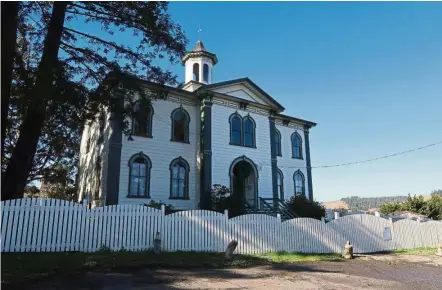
[244,173,255,207]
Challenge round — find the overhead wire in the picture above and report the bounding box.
[129,113,442,170]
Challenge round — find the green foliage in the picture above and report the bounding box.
[379,191,442,220]
[144,200,175,213]
[211,184,246,218]
[422,194,442,220]
[97,245,111,253]
[286,195,326,220]
[23,185,40,197]
[379,202,403,214]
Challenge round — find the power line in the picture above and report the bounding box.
[129,117,442,170]
[269,140,442,170]
[310,140,442,169]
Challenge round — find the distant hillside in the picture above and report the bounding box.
[340,196,408,211]
[321,200,350,210]
[337,190,442,211]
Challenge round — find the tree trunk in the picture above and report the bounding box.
[1,2,20,165]
[2,2,68,200]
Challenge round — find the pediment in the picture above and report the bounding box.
[203,78,285,111]
[211,85,266,105]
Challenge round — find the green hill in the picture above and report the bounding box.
[340,190,442,211]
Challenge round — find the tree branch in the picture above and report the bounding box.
[60,45,101,83]
[64,26,150,66]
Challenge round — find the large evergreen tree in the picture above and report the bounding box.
[2,2,188,200]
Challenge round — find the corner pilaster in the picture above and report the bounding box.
[304,126,313,201]
[269,112,278,200]
[200,96,213,209]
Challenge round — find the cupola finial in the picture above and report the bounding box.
[198,25,202,41]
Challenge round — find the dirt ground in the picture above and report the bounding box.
[22,254,442,289]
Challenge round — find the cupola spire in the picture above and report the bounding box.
[182,29,218,85]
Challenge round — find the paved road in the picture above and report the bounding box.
[25,254,442,289]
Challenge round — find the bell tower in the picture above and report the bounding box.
[182,40,218,85]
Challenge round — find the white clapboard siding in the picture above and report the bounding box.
[1,198,442,254]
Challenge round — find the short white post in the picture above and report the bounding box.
[277,213,281,222]
[334,211,340,219]
[321,217,325,223]
[375,211,381,217]
[224,209,229,220]
[160,204,166,215]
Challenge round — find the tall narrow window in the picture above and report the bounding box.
[291,132,303,159]
[277,169,284,200]
[229,113,242,145]
[128,153,151,197]
[133,103,154,137]
[203,64,209,83]
[243,116,256,147]
[193,63,200,82]
[294,170,305,197]
[275,129,282,156]
[171,108,190,143]
[169,157,190,199]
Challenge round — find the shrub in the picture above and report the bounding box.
[379,193,442,220]
[286,195,325,220]
[211,184,246,218]
[144,200,175,213]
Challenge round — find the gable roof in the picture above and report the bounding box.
[197,77,285,112]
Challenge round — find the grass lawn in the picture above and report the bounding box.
[1,251,342,286]
[391,247,437,255]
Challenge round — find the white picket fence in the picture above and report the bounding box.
[1,198,442,254]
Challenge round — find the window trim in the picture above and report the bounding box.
[170,107,191,144]
[132,102,154,138]
[169,156,190,200]
[293,169,305,197]
[229,112,243,146]
[243,116,257,148]
[127,152,152,198]
[277,168,284,200]
[275,128,282,157]
[291,132,303,159]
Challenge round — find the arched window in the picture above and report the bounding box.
[128,153,151,197]
[277,169,284,200]
[275,129,282,156]
[291,132,303,159]
[243,116,256,147]
[132,102,154,137]
[169,157,190,199]
[229,113,242,145]
[203,64,209,83]
[193,63,200,82]
[171,107,190,143]
[294,170,305,197]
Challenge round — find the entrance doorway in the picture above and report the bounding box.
[230,156,258,208]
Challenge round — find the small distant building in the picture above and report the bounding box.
[367,208,378,213]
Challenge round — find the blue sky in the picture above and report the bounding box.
[165,2,442,201]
